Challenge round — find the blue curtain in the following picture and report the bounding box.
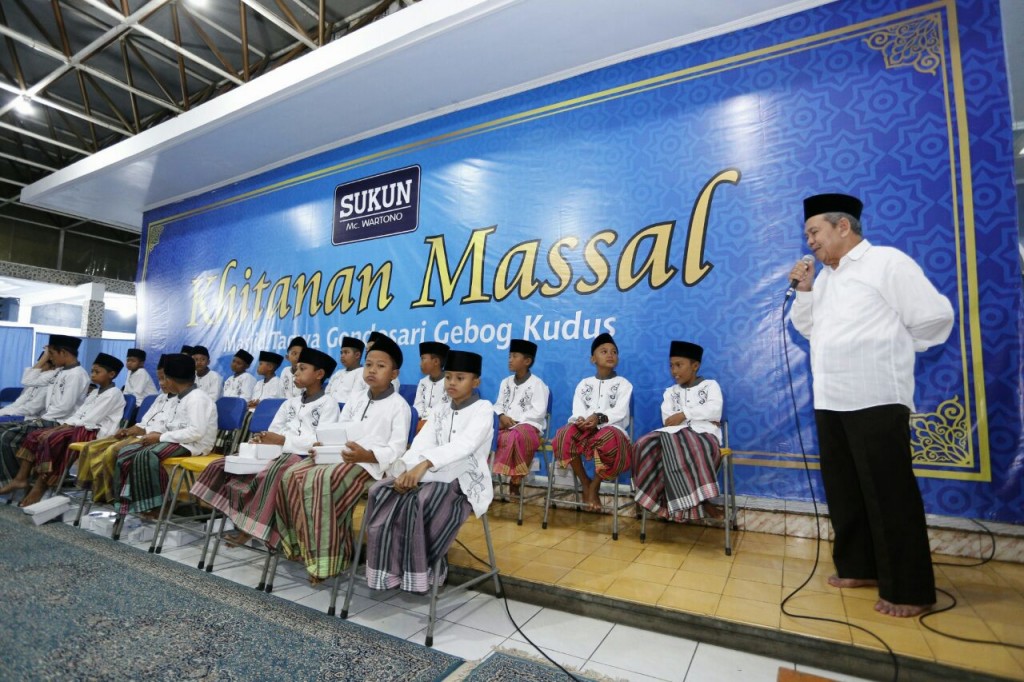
[0,327,37,391]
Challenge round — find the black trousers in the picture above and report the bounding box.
[815,405,935,605]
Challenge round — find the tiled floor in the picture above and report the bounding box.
[447,499,1024,681]
[59,495,1024,682]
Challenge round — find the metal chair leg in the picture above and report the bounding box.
[335,511,369,618]
[150,465,185,554]
[205,514,229,572]
[482,515,502,597]
[196,506,219,569]
[640,506,647,543]
[74,488,91,527]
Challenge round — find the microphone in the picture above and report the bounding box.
[787,254,815,295]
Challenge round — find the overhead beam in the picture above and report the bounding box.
[240,0,317,50]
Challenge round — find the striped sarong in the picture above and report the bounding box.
[364,479,471,593]
[77,436,140,502]
[633,428,721,521]
[277,460,372,580]
[491,423,542,478]
[190,454,303,545]
[0,420,56,481]
[112,441,190,514]
[552,423,631,479]
[17,424,95,483]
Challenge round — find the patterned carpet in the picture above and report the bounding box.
[0,506,461,681]
[460,652,599,681]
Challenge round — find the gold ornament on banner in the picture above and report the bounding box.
[864,14,942,76]
[911,396,970,467]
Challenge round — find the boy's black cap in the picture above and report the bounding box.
[669,341,703,363]
[234,349,254,365]
[298,347,337,380]
[126,348,146,361]
[259,351,283,367]
[93,353,124,373]
[509,339,537,358]
[369,335,404,369]
[164,354,196,382]
[590,333,616,355]
[444,350,482,376]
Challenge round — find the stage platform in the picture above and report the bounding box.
[447,497,1024,682]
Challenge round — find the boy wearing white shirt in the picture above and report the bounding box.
[412,341,449,434]
[222,349,256,399]
[192,346,340,548]
[279,336,307,399]
[112,353,218,515]
[491,339,549,497]
[633,341,725,522]
[122,348,158,403]
[326,336,366,404]
[552,333,633,513]
[280,334,411,583]
[5,353,126,506]
[191,345,223,400]
[0,335,90,486]
[0,352,57,420]
[248,351,285,409]
[364,350,493,593]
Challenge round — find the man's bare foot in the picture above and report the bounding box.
[138,509,161,521]
[225,531,252,547]
[18,481,48,507]
[309,574,323,586]
[509,480,521,498]
[875,598,932,617]
[0,479,29,496]
[828,575,879,589]
[582,479,603,512]
[701,501,724,520]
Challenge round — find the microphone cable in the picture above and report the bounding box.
[780,289,900,682]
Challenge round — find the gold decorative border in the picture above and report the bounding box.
[144,0,986,480]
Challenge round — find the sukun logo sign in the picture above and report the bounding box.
[333,165,421,245]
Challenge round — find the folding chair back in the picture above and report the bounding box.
[135,394,158,426]
[214,397,248,454]
[0,386,21,406]
[247,398,284,439]
[119,395,137,428]
[398,383,417,406]
[408,406,419,445]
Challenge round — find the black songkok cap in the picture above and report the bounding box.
[298,347,337,380]
[419,341,449,359]
[49,334,82,353]
[94,353,124,373]
[803,193,863,222]
[367,331,385,347]
[234,349,253,365]
[509,339,537,358]
[590,333,617,355]
[341,336,365,353]
[670,341,703,362]
[288,336,307,350]
[259,351,283,367]
[126,348,146,361]
[191,345,210,358]
[163,354,196,382]
[370,335,404,369]
[444,350,482,376]
[156,354,170,370]
[180,345,194,355]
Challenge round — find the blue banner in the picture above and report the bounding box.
[139,0,1023,522]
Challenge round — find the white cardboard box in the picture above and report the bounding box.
[312,445,345,464]
[22,495,71,525]
[224,456,272,474]
[237,443,283,460]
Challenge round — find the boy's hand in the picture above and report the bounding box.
[394,461,431,493]
[342,441,375,464]
[141,432,161,445]
[579,414,599,431]
[664,413,686,427]
[498,414,517,430]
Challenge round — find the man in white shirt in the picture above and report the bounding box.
[123,348,158,403]
[191,345,223,401]
[789,192,954,619]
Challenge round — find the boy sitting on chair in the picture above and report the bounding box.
[191,347,340,548]
[77,355,177,503]
[633,341,724,521]
[326,336,366,404]
[122,348,157,403]
[6,353,125,506]
[248,351,285,409]
[0,352,57,420]
[551,333,633,512]
[222,349,256,399]
[280,336,307,399]
[191,345,223,400]
[278,334,411,584]
[364,349,493,593]
[0,336,90,487]
[491,339,549,498]
[413,341,449,434]
[112,353,217,517]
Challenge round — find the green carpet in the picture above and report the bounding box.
[0,506,462,681]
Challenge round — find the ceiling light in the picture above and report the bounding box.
[14,95,34,116]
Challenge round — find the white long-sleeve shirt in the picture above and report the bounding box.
[159,387,218,455]
[395,397,494,517]
[65,385,126,438]
[494,373,549,434]
[41,365,91,422]
[413,375,448,421]
[195,370,223,401]
[656,379,723,444]
[250,376,284,403]
[0,367,58,417]
[568,374,632,434]
[123,368,158,403]
[268,392,341,454]
[138,393,177,433]
[336,388,411,480]
[326,367,365,404]
[223,372,256,399]
[790,240,954,411]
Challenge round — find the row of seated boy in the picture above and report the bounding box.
[0,329,722,598]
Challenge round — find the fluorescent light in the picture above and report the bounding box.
[14,95,34,116]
